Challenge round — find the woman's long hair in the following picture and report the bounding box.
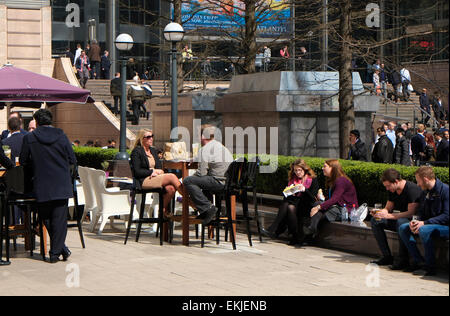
[288,159,316,182]
[325,159,351,189]
[133,128,152,150]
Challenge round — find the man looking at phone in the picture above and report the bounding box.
[370,168,422,270]
[397,167,449,276]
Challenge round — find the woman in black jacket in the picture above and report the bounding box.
[393,128,411,166]
[261,159,319,246]
[130,129,183,217]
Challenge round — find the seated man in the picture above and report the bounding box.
[370,168,422,269]
[183,125,233,225]
[398,167,449,276]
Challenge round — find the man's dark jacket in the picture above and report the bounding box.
[411,133,426,158]
[393,136,411,166]
[110,77,122,96]
[418,179,449,226]
[420,93,431,113]
[19,126,76,203]
[435,139,449,164]
[2,132,25,163]
[349,139,368,161]
[372,134,394,163]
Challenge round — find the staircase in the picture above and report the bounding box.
[368,84,435,126]
[85,79,163,136]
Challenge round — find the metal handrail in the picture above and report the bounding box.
[362,83,438,128]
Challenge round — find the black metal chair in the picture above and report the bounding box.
[201,157,262,249]
[0,166,43,264]
[67,164,86,249]
[124,161,168,246]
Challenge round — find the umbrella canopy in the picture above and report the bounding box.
[0,64,94,109]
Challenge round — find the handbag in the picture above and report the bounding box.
[408,84,414,92]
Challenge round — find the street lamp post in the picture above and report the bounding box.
[114,33,134,160]
[163,22,185,142]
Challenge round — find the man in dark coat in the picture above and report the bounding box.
[419,88,431,126]
[1,112,27,140]
[434,131,449,166]
[2,116,25,163]
[411,124,427,165]
[432,95,446,123]
[348,129,368,161]
[372,127,394,163]
[88,40,101,79]
[19,109,76,263]
[101,50,111,79]
[393,128,411,166]
[110,72,122,115]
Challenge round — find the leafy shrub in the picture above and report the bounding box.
[254,155,449,206]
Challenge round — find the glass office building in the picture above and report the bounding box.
[50,0,168,77]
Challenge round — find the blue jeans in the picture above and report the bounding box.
[398,223,449,269]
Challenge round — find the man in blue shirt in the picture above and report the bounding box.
[398,167,449,276]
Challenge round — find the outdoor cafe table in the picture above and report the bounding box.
[162,160,237,246]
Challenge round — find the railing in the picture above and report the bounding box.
[362,82,439,128]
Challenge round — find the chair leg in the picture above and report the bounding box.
[158,193,164,246]
[125,192,136,245]
[98,216,108,235]
[201,223,205,248]
[26,206,33,257]
[241,192,253,247]
[226,194,236,250]
[253,191,263,243]
[136,193,147,243]
[76,216,86,249]
[5,204,10,262]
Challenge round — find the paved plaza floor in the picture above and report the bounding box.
[1,223,448,296]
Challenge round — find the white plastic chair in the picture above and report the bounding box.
[88,168,132,234]
[78,166,97,224]
[68,181,85,219]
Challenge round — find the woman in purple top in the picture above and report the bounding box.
[304,159,358,237]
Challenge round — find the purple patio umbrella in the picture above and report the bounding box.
[0,64,94,109]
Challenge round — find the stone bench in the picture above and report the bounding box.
[237,194,449,270]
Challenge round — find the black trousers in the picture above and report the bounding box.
[268,199,303,239]
[183,176,224,214]
[37,199,69,258]
[370,217,410,261]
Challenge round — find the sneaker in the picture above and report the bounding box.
[202,206,217,225]
[260,228,276,239]
[389,260,409,271]
[371,256,394,266]
[403,263,424,273]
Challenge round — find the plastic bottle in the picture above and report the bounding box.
[350,204,357,222]
[341,204,348,222]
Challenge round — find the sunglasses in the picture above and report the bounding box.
[143,135,154,139]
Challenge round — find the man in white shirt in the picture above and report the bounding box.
[183,125,233,225]
[400,66,411,101]
[386,121,397,148]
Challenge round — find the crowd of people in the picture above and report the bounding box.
[348,121,449,167]
[67,41,111,88]
[260,158,448,277]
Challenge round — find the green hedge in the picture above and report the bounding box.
[74,147,449,206]
[255,155,449,206]
[73,147,120,170]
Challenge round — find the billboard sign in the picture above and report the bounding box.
[180,0,292,38]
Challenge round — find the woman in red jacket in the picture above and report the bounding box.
[304,159,358,238]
